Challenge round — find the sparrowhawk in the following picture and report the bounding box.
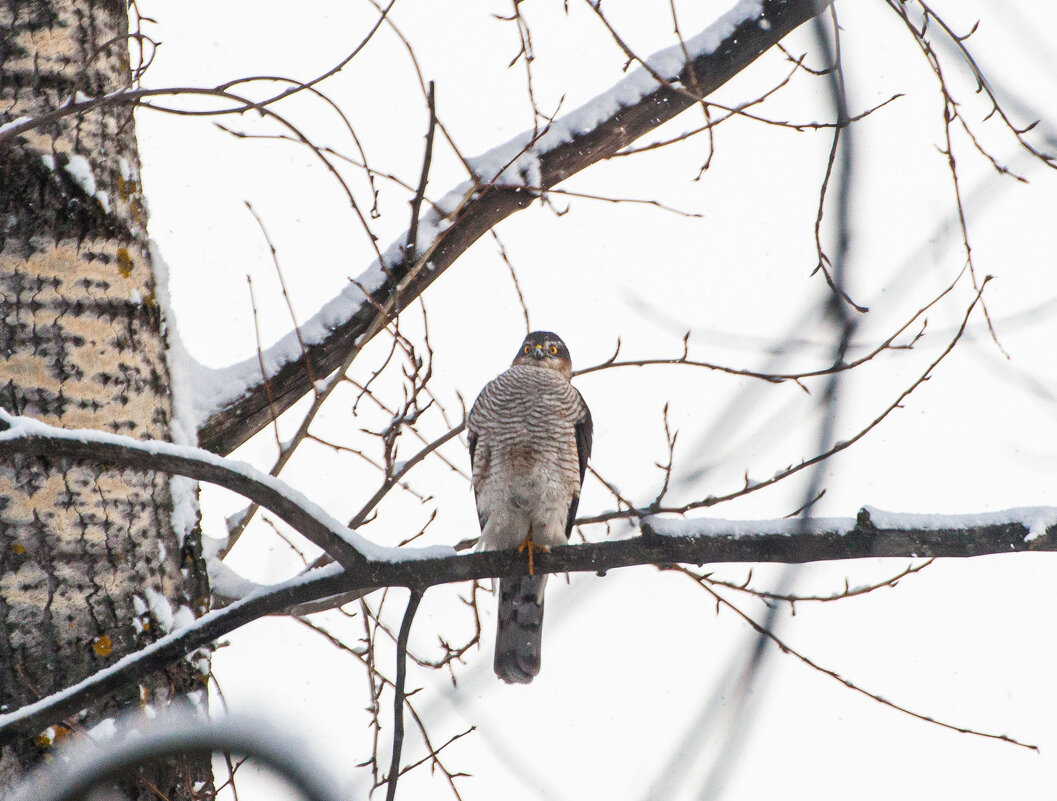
[467,331,593,684]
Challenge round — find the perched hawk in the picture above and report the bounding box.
[467,331,593,684]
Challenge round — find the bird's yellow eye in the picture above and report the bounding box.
[549,345,558,355]
[523,345,531,354]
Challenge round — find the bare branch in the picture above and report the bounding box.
[405,82,438,269]
[350,422,466,529]
[195,0,835,455]
[685,570,1037,751]
[384,589,424,801]
[701,558,935,603]
[490,229,532,334]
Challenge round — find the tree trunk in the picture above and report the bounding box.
[0,1,212,797]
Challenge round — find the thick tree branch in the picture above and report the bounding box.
[0,564,350,747]
[196,0,833,455]
[0,412,377,570]
[3,503,1056,746]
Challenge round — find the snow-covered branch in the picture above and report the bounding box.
[0,411,453,571]
[0,563,349,747]
[194,0,833,455]
[3,498,1056,746]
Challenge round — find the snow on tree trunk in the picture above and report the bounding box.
[0,2,212,797]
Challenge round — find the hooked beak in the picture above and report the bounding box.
[532,344,545,359]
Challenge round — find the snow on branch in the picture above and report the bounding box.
[194,0,833,455]
[644,505,1057,549]
[0,411,454,570]
[3,488,1057,746]
[0,563,349,747]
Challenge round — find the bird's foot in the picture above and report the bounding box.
[517,537,548,576]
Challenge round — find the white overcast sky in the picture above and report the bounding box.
[132,1,1057,798]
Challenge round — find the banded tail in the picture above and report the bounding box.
[494,574,547,684]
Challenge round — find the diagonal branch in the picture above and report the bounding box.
[195,0,834,455]
[0,411,381,570]
[0,564,350,748]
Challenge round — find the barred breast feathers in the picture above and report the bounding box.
[468,365,587,484]
[471,366,585,425]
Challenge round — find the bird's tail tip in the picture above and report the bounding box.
[494,575,546,684]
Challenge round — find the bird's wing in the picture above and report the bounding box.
[565,390,593,539]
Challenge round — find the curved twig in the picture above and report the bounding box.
[384,588,425,801]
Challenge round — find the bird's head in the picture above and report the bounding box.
[511,331,573,378]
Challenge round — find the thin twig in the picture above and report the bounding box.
[701,559,935,604]
[405,82,437,269]
[246,276,281,454]
[684,570,1037,751]
[574,264,967,387]
[489,230,531,334]
[577,279,989,525]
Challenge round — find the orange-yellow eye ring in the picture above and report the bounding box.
[523,345,531,353]
[549,345,558,355]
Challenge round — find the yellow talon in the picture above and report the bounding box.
[518,536,548,576]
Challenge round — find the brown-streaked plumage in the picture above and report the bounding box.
[467,331,592,684]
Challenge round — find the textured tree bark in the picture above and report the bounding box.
[0,2,212,797]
